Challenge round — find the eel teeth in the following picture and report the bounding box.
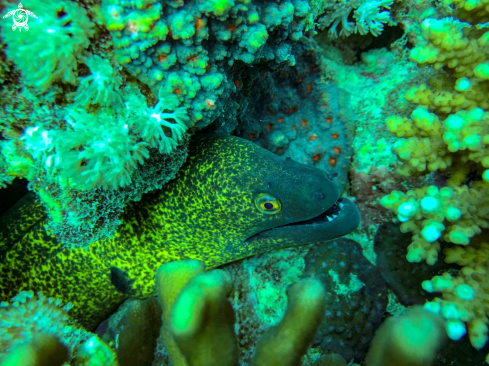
[327,216,334,221]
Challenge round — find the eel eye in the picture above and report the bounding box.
[255,193,282,214]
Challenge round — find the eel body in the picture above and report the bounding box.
[0,134,360,329]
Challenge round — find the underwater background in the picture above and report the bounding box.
[0,0,489,364]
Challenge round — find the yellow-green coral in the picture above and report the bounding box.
[381,183,489,264]
[365,306,446,366]
[384,7,489,361]
[386,105,489,181]
[155,259,326,366]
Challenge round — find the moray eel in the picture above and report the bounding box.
[0,134,360,329]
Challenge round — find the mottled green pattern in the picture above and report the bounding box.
[0,193,45,253]
[0,135,347,329]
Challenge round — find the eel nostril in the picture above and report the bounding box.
[313,192,325,200]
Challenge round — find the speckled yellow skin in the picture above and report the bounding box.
[0,135,346,330]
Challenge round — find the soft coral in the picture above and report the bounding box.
[1,0,94,91]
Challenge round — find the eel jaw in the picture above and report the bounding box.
[245,197,361,245]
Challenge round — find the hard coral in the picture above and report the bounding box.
[101,0,316,129]
[383,7,489,360]
[155,259,326,366]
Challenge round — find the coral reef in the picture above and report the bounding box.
[3,0,489,363]
[233,40,355,192]
[380,4,489,361]
[0,291,117,365]
[316,0,395,38]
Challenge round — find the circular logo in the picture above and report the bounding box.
[12,8,28,28]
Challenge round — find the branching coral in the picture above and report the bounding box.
[101,0,316,128]
[382,10,489,361]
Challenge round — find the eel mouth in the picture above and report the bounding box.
[285,197,351,227]
[245,197,360,244]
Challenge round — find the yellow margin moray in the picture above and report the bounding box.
[0,134,360,329]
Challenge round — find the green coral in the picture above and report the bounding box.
[316,0,395,38]
[71,55,123,109]
[383,5,489,360]
[21,86,188,191]
[1,0,94,91]
[155,259,326,366]
[0,291,117,365]
[0,82,190,247]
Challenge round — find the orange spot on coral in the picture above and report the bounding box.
[326,116,332,123]
[267,123,273,131]
[206,99,215,108]
[294,20,298,26]
[332,133,339,139]
[308,134,318,142]
[278,117,284,123]
[227,25,238,32]
[333,147,341,154]
[188,56,197,62]
[308,82,313,93]
[195,18,203,30]
[288,107,297,115]
[267,110,273,115]
[110,8,119,18]
[249,133,255,138]
[301,119,307,127]
[271,94,275,101]
[292,125,296,130]
[309,66,314,73]
[174,88,182,95]
[329,157,337,166]
[206,64,211,71]
[297,78,303,83]
[127,20,138,33]
[277,147,283,152]
[158,55,167,62]
[313,154,321,162]
[235,79,241,88]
